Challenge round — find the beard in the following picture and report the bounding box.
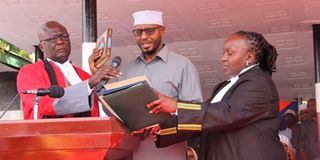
[139,37,162,55]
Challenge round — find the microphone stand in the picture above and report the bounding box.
[33,96,39,120]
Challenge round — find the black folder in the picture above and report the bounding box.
[100,77,171,131]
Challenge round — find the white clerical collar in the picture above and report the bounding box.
[46,58,92,95]
[46,58,82,85]
[47,58,72,68]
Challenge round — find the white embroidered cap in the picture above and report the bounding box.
[284,109,296,117]
[132,10,163,26]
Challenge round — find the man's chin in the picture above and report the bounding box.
[139,44,159,55]
[142,50,155,55]
[55,54,69,63]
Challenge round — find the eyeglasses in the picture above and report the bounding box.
[132,26,161,37]
[40,33,69,43]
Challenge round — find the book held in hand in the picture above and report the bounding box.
[95,28,112,68]
[99,76,171,131]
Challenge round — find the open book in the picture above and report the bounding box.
[99,76,171,131]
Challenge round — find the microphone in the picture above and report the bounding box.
[22,85,65,98]
[96,56,122,92]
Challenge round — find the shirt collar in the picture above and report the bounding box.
[134,45,169,64]
[46,58,72,68]
[227,64,259,81]
[239,63,259,75]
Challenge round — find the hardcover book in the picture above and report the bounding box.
[99,76,171,131]
[95,28,112,68]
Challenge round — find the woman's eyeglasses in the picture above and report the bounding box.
[132,26,161,37]
[40,33,69,43]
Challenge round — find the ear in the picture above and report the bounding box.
[247,51,257,64]
[159,26,166,35]
[38,42,45,53]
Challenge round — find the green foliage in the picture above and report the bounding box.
[0,38,32,62]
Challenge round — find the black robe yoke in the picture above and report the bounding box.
[156,67,286,160]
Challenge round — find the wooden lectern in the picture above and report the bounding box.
[0,117,140,160]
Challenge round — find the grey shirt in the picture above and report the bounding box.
[120,45,203,103]
[120,45,203,160]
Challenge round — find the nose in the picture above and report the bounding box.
[55,37,64,44]
[220,53,227,63]
[140,31,148,40]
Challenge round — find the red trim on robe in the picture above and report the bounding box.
[17,60,99,119]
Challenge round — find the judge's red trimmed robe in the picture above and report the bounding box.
[17,60,99,119]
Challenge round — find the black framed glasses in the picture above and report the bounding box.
[132,26,161,37]
[40,33,69,43]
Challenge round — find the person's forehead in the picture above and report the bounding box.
[46,26,66,34]
[133,24,160,29]
[41,23,67,36]
[224,35,248,49]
